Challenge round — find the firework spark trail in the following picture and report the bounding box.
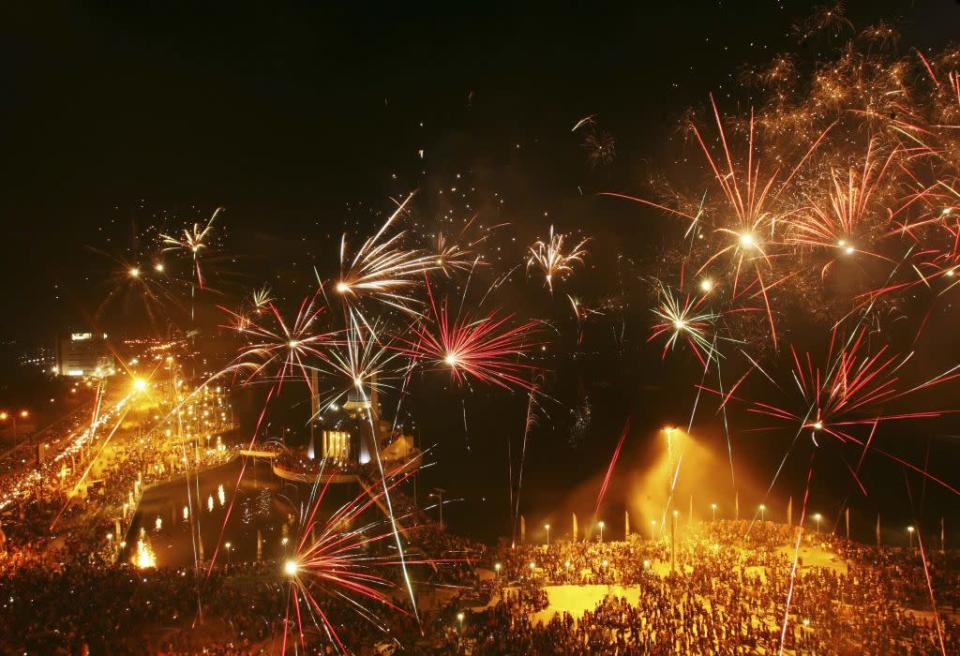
[512,384,540,546]
[733,332,960,518]
[684,337,717,433]
[282,458,439,653]
[507,426,513,544]
[90,377,106,442]
[175,385,204,620]
[357,391,421,628]
[778,452,815,656]
[164,361,205,616]
[667,452,684,521]
[904,474,948,656]
[50,398,134,530]
[567,294,604,345]
[456,256,481,319]
[388,359,417,439]
[434,217,505,282]
[304,314,421,629]
[571,114,596,132]
[95,253,189,328]
[205,386,275,580]
[594,417,631,517]
[710,347,738,488]
[478,263,522,308]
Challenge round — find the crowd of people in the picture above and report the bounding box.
[421,521,959,655]
[2,394,958,655]
[0,390,235,574]
[1,507,958,654]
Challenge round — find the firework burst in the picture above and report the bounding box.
[582,127,616,168]
[221,292,334,393]
[648,285,720,365]
[398,282,541,390]
[721,328,960,498]
[527,225,588,293]
[334,193,440,315]
[282,460,442,654]
[786,140,899,278]
[160,207,221,289]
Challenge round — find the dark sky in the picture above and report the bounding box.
[1,1,955,340]
[1,1,959,538]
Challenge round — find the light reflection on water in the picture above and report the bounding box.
[120,458,305,568]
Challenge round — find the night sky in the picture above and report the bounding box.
[2,2,959,539]
[1,1,954,338]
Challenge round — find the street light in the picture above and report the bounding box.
[710,503,718,522]
[907,525,915,549]
[0,409,29,441]
[544,523,551,546]
[494,562,501,578]
[456,611,465,633]
[430,488,446,528]
[225,541,233,566]
[759,504,766,522]
[597,520,605,543]
[812,513,822,533]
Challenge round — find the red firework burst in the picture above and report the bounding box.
[398,282,541,390]
[282,461,460,654]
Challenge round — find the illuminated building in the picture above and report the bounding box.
[321,430,351,462]
[57,332,116,377]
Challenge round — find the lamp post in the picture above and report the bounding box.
[597,521,605,544]
[759,504,766,522]
[813,513,822,533]
[544,523,551,546]
[494,562,501,579]
[430,488,446,529]
[671,510,679,572]
[650,519,657,540]
[907,525,915,549]
[710,503,718,522]
[225,542,232,566]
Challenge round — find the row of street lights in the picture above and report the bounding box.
[538,510,919,547]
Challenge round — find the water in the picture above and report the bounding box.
[120,457,362,568]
